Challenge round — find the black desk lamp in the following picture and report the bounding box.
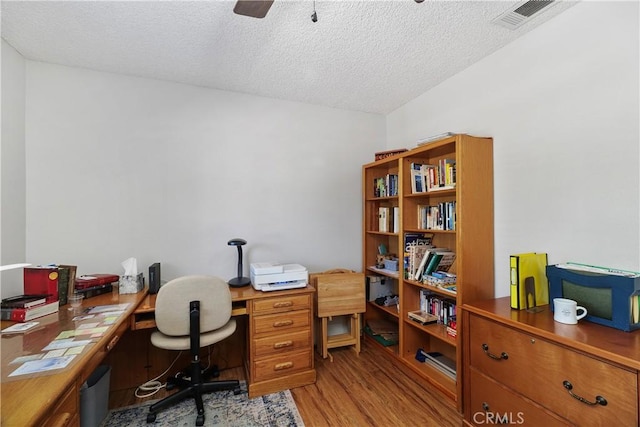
[227,238,251,287]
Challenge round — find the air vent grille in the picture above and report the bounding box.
[493,0,556,30]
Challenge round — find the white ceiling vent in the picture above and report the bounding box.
[493,0,557,30]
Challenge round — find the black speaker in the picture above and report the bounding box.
[149,262,161,294]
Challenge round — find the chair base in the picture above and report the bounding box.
[147,366,241,426]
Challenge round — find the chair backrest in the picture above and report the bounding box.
[154,275,232,336]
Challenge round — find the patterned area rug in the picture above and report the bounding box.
[101,383,305,427]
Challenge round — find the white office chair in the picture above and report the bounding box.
[146,275,240,426]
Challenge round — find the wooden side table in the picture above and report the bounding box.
[310,270,366,361]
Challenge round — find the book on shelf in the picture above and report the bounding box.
[1,300,59,322]
[408,310,438,325]
[378,207,390,232]
[423,350,456,380]
[420,289,457,325]
[1,294,49,309]
[413,247,455,281]
[403,232,434,279]
[410,163,424,193]
[417,202,456,231]
[392,206,399,234]
[373,174,399,197]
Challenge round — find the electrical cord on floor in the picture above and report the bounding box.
[134,351,183,399]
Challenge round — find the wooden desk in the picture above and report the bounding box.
[1,289,148,427]
[128,285,317,398]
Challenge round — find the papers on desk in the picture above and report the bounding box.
[9,355,76,377]
[87,303,130,315]
[5,302,131,376]
[1,321,40,334]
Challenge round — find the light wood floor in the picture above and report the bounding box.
[109,339,463,426]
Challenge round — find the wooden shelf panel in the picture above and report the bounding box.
[401,354,456,399]
[367,300,399,318]
[403,317,457,347]
[366,266,400,280]
[404,279,457,299]
[364,334,399,357]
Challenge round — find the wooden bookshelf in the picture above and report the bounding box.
[362,134,494,413]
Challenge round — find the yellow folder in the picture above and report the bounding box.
[510,253,549,310]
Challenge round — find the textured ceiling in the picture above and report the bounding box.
[1,0,576,114]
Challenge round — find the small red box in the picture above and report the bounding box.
[75,274,120,290]
[24,267,59,303]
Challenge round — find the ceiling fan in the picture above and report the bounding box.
[233,0,275,19]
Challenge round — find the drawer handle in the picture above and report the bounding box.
[274,340,293,349]
[273,301,293,308]
[273,320,294,327]
[482,343,508,360]
[563,380,608,406]
[274,362,294,371]
[106,334,120,351]
[481,402,490,411]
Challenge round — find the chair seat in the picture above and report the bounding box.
[151,318,236,351]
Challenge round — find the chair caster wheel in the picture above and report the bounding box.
[196,414,204,426]
[233,387,242,395]
[147,413,156,423]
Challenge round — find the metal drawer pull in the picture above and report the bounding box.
[274,340,293,349]
[482,402,490,411]
[563,381,607,406]
[274,362,294,370]
[273,320,294,327]
[482,343,508,360]
[106,334,120,352]
[273,301,293,308]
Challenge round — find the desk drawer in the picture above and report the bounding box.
[253,310,310,337]
[252,294,310,315]
[41,383,78,427]
[252,349,313,382]
[253,329,311,359]
[469,314,638,426]
[81,320,128,383]
[467,367,569,427]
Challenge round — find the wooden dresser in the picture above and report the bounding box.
[246,286,316,398]
[462,297,640,426]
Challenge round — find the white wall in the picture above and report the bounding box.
[1,40,27,299]
[386,1,640,297]
[24,63,385,281]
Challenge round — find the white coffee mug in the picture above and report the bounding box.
[553,298,587,324]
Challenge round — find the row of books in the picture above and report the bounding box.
[378,206,400,233]
[417,201,456,231]
[404,243,456,282]
[373,174,399,198]
[1,266,122,323]
[420,289,457,329]
[415,348,456,380]
[1,294,60,322]
[409,160,456,194]
[414,248,456,281]
[402,232,434,280]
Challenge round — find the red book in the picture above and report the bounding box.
[1,300,59,322]
[23,267,59,303]
[75,274,120,290]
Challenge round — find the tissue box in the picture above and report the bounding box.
[119,273,144,294]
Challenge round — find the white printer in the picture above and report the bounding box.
[249,262,308,292]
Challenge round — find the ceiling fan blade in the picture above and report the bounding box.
[233,0,274,19]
